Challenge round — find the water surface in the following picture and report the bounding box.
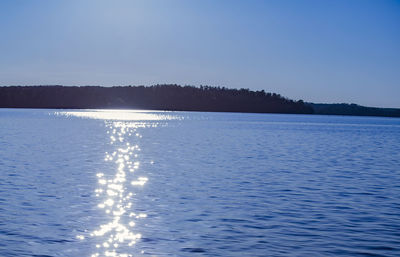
[0,109,400,256]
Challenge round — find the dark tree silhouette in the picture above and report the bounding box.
[310,103,400,117]
[1,85,399,117]
[0,85,314,114]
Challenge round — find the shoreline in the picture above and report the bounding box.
[1,107,399,119]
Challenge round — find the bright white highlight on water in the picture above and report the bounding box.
[71,117,157,257]
[56,109,182,121]
[61,110,179,256]
[131,177,148,186]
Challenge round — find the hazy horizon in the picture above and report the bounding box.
[1,0,399,108]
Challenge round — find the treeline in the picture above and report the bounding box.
[311,103,400,117]
[0,85,313,114]
[1,85,399,117]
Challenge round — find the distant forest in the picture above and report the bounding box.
[0,85,399,117]
[311,103,400,117]
[0,85,312,114]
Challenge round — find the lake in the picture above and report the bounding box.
[0,109,399,257]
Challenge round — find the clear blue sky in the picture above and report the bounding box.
[0,0,399,107]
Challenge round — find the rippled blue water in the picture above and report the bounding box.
[0,109,400,257]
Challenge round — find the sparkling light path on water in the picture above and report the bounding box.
[57,110,182,257]
[58,109,180,121]
[89,122,146,257]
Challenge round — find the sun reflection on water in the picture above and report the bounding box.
[56,109,182,121]
[89,122,148,257]
[62,110,179,256]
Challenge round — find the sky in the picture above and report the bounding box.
[0,0,399,108]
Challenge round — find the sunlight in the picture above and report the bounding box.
[75,119,155,257]
[56,109,183,121]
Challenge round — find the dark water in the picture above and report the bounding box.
[0,109,400,257]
